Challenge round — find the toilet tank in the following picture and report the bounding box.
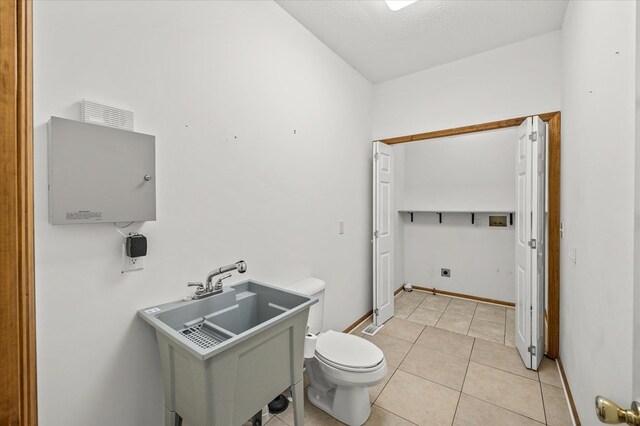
[286,278,325,334]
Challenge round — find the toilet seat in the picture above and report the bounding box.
[315,331,384,372]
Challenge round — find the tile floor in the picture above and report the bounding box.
[254,291,572,426]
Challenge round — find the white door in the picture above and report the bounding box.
[515,116,546,370]
[373,141,394,326]
[530,116,546,369]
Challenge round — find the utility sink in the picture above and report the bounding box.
[139,280,316,426]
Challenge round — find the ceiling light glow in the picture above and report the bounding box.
[384,0,418,11]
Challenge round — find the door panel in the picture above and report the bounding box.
[531,116,547,369]
[373,142,394,326]
[515,118,533,368]
[515,116,546,370]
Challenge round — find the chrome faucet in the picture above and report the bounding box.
[188,260,247,300]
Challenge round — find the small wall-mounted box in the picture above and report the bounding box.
[48,117,156,224]
[489,215,508,227]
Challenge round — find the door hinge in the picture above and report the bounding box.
[528,345,537,355]
[528,239,537,249]
[529,131,538,142]
[374,308,379,315]
[374,153,379,160]
[374,230,379,238]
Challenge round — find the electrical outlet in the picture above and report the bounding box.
[122,243,144,273]
[441,268,451,278]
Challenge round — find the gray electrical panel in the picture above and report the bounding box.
[48,116,156,224]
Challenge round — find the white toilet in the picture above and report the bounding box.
[285,278,387,426]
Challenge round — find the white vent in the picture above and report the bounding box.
[81,100,133,131]
[361,323,383,336]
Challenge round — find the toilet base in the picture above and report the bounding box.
[306,384,372,426]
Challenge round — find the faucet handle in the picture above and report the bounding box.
[187,282,205,294]
[216,273,232,285]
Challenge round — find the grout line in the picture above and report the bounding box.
[451,337,475,425]
[460,392,548,425]
[468,359,541,385]
[539,378,549,425]
[395,364,464,395]
[371,365,397,405]
[371,404,419,425]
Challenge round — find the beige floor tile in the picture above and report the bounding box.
[265,417,289,426]
[375,370,459,426]
[276,392,343,426]
[419,294,452,311]
[363,333,413,368]
[407,307,443,326]
[474,304,506,324]
[538,357,563,388]
[506,307,515,322]
[462,362,545,423]
[364,405,416,425]
[467,318,505,344]
[470,338,538,381]
[504,320,515,347]
[399,344,469,391]
[379,317,425,343]
[435,312,472,335]
[453,394,544,426]
[415,326,475,359]
[445,299,478,318]
[370,365,396,403]
[395,300,418,320]
[396,290,427,305]
[542,383,572,426]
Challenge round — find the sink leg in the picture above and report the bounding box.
[291,380,304,426]
[164,407,181,426]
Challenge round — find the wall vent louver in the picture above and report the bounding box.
[81,99,133,131]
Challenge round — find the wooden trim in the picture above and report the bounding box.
[546,112,561,359]
[394,286,404,296]
[380,112,560,145]
[344,288,404,333]
[0,0,37,425]
[380,111,561,359]
[412,286,515,307]
[557,356,581,426]
[343,310,373,333]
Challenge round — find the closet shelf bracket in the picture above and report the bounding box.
[471,213,475,225]
[438,212,442,224]
[410,212,414,222]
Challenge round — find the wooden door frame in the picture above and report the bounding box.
[380,111,561,359]
[1,0,37,424]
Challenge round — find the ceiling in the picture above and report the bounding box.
[275,0,569,83]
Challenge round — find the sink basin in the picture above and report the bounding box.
[139,280,316,426]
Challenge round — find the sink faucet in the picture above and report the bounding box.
[188,260,247,300]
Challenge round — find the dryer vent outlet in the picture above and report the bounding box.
[441,268,451,278]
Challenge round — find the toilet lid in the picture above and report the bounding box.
[315,330,384,369]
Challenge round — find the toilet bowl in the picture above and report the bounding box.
[284,278,387,426]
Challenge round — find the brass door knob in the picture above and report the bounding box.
[595,396,640,425]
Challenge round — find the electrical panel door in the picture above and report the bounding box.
[48,116,156,224]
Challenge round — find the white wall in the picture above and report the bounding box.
[372,31,562,141]
[33,2,372,425]
[560,1,636,423]
[373,32,560,302]
[402,128,516,211]
[400,128,516,302]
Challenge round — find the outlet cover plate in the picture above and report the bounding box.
[122,243,144,273]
